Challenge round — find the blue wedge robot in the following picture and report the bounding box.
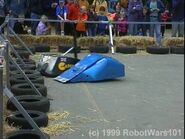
[55,53,125,83]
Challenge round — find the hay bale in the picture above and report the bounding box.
[162,37,184,47]
[115,36,155,49]
[8,35,74,46]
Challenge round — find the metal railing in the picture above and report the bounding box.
[5,17,184,54]
[0,38,48,139]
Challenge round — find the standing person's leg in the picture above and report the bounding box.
[128,24,134,35]
[149,23,155,37]
[133,24,138,35]
[31,13,40,35]
[60,20,64,35]
[8,15,16,33]
[142,24,147,36]
[172,23,178,37]
[92,27,96,36]
[88,28,92,36]
[149,17,155,37]
[178,19,184,37]
[161,25,165,37]
[155,23,162,46]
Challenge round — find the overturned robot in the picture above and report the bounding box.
[37,53,125,83]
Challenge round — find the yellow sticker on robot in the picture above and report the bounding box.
[58,62,66,71]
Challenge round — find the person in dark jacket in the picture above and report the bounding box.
[13,14,28,34]
[29,0,51,35]
[87,5,97,36]
[50,0,60,34]
[171,0,184,37]
[147,0,164,45]
[127,0,143,35]
[7,0,28,32]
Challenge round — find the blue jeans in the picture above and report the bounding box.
[149,17,162,45]
[172,19,184,37]
[31,13,41,35]
[128,24,138,35]
[8,15,16,34]
[88,27,96,36]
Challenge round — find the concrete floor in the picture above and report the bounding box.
[45,52,184,139]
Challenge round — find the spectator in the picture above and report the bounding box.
[92,0,108,14]
[113,3,121,36]
[96,6,108,36]
[50,0,60,34]
[115,1,128,15]
[7,0,28,32]
[87,5,97,36]
[127,0,143,35]
[140,5,150,36]
[171,0,184,37]
[29,0,44,35]
[13,14,28,34]
[77,0,89,9]
[65,0,79,35]
[76,6,88,37]
[117,12,127,36]
[36,15,51,35]
[56,0,68,35]
[147,0,165,46]
[0,0,7,33]
[161,8,169,37]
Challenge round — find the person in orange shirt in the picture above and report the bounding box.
[65,0,80,35]
[76,6,88,37]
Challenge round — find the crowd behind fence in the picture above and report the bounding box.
[0,17,184,47]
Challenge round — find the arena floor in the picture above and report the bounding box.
[41,52,184,139]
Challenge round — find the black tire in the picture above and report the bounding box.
[170,46,184,54]
[9,59,36,66]
[14,46,36,54]
[9,70,41,77]
[6,130,50,139]
[16,59,36,65]
[6,110,48,129]
[116,46,137,54]
[11,50,30,59]
[146,46,169,54]
[34,44,50,52]
[10,76,44,86]
[89,45,109,53]
[7,95,50,113]
[9,64,36,71]
[58,45,81,53]
[11,83,47,97]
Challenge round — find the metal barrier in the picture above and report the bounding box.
[0,44,4,139]
[6,17,184,54]
[0,38,47,139]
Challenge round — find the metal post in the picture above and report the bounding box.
[4,88,47,139]
[108,22,114,54]
[6,15,10,38]
[0,42,5,139]
[4,41,10,89]
[73,23,78,59]
[0,62,4,139]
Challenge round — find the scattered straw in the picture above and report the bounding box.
[48,111,70,121]
[41,122,73,136]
